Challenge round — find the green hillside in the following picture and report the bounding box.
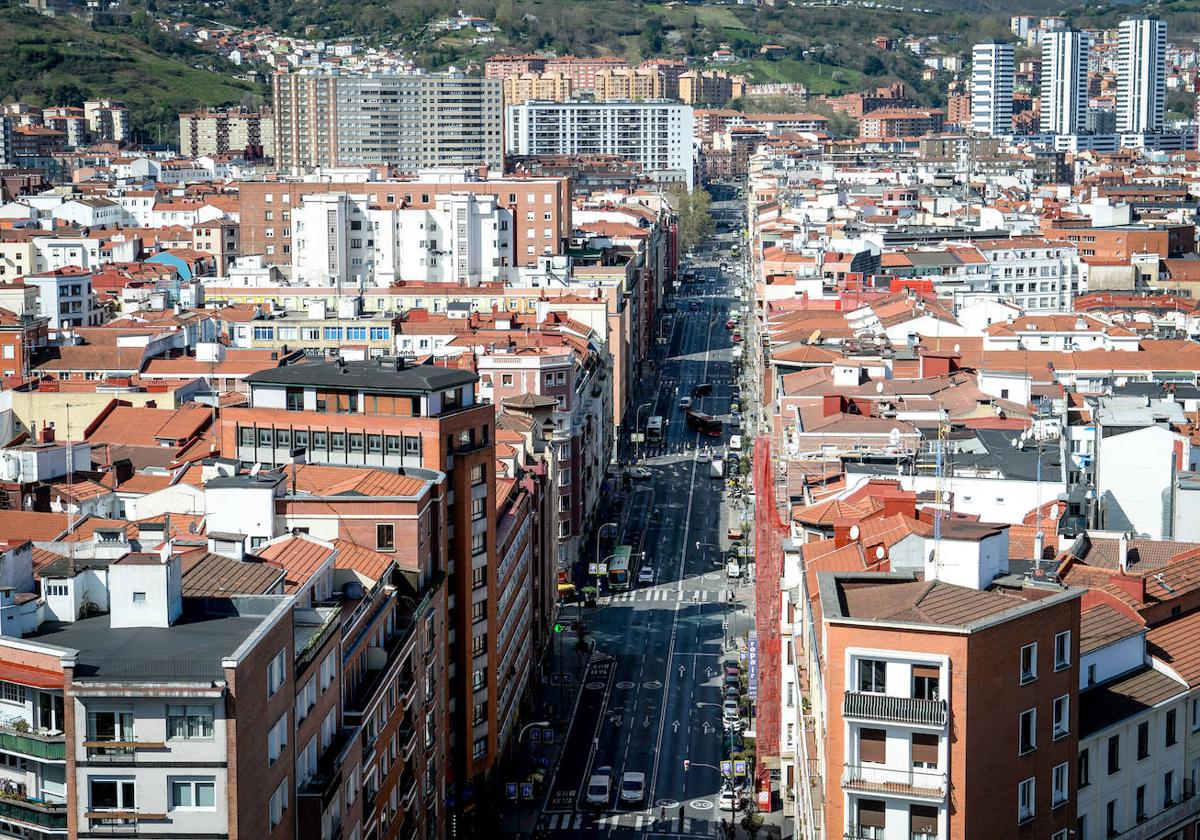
[0,3,262,142]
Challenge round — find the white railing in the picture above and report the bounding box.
[842,764,947,800]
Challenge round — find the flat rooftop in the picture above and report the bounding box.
[27,599,285,683]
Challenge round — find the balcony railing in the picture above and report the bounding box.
[83,740,165,763]
[842,764,947,801]
[0,795,68,831]
[1108,788,1200,840]
[843,692,947,727]
[0,723,66,762]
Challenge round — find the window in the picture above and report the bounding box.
[0,681,24,704]
[268,713,287,765]
[91,778,136,811]
[1019,708,1036,754]
[473,738,487,760]
[1052,762,1068,807]
[297,678,316,721]
[321,708,336,750]
[1017,777,1035,823]
[269,778,288,829]
[858,728,886,764]
[1164,769,1175,808]
[857,800,885,838]
[471,497,485,521]
[1166,709,1178,747]
[267,649,286,698]
[1054,630,1071,670]
[320,652,336,692]
[170,779,216,810]
[1019,643,1037,684]
[1136,784,1147,821]
[909,804,936,839]
[1193,697,1200,732]
[1108,734,1121,774]
[1106,800,1118,837]
[377,524,395,551]
[1053,695,1069,739]
[1079,748,1090,788]
[167,705,213,740]
[911,733,938,769]
[912,665,939,701]
[1137,721,1150,760]
[471,532,486,556]
[298,738,317,786]
[858,659,886,694]
[472,600,487,623]
[1087,663,1097,687]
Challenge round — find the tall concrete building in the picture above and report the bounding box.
[1040,30,1090,135]
[506,99,695,188]
[179,108,275,158]
[501,71,572,105]
[1117,16,1167,133]
[271,71,503,174]
[82,99,129,142]
[971,41,1014,137]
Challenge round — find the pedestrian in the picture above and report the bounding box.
[660,806,666,824]
[679,804,685,823]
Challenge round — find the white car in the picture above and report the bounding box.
[680,396,693,410]
[619,771,646,805]
[638,566,655,585]
[585,766,612,808]
[727,561,742,579]
[626,466,652,480]
[722,699,739,720]
[696,447,711,462]
[718,786,742,812]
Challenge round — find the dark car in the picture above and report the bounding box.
[692,382,713,397]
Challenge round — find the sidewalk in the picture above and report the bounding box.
[496,602,591,838]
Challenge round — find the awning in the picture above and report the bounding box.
[0,660,64,689]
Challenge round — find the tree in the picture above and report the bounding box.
[862,54,886,77]
[669,187,715,253]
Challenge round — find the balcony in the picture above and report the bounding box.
[1108,788,1200,840]
[844,829,935,840]
[843,692,947,727]
[400,775,418,810]
[401,724,417,761]
[0,795,68,832]
[83,739,165,763]
[0,722,65,762]
[299,727,356,807]
[842,764,947,801]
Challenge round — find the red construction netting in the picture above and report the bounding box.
[753,434,787,788]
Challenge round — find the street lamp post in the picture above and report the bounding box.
[635,402,654,462]
[594,522,618,599]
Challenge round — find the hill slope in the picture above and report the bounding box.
[0,4,261,141]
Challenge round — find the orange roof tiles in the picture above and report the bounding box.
[258,534,335,593]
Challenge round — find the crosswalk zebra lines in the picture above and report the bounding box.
[611,588,720,603]
[540,811,718,833]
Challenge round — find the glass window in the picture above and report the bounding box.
[167,705,213,740]
[268,713,287,765]
[267,650,286,698]
[1017,777,1034,823]
[312,431,327,450]
[858,659,886,694]
[1054,631,1070,670]
[349,433,364,452]
[385,435,401,454]
[330,432,346,451]
[1019,643,1037,684]
[170,779,216,809]
[1019,708,1036,754]
[367,434,382,453]
[378,524,395,551]
[238,427,255,446]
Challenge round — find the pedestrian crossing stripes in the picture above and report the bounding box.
[611,589,720,603]
[539,811,720,833]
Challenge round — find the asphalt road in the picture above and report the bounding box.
[540,198,753,837]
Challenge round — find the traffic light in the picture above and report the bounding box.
[553,623,564,633]
[683,759,690,772]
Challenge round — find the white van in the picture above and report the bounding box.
[729,434,743,452]
[585,767,612,808]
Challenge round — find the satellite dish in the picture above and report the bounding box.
[1011,437,1020,448]
[953,343,960,353]
[1050,504,1060,520]
[849,524,861,541]
[876,382,884,394]
[875,545,886,560]
[889,428,901,446]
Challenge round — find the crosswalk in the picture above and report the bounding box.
[610,588,722,603]
[540,811,717,833]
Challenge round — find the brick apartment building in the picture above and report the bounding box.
[218,357,514,826]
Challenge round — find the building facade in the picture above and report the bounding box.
[972,41,1014,137]
[1041,30,1090,135]
[1116,17,1167,134]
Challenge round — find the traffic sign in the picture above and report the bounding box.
[505,783,518,800]
[598,563,608,575]
[734,760,748,777]
[520,783,535,800]
[720,760,733,775]
[542,728,555,743]
[588,563,599,575]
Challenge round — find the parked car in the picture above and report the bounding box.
[626,466,652,480]
[585,767,613,808]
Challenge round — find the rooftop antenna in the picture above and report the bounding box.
[932,408,949,578]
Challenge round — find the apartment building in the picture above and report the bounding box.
[483,53,550,80]
[235,171,570,269]
[82,100,129,143]
[40,108,86,148]
[805,563,1081,840]
[1041,30,1090,135]
[972,41,1015,137]
[290,190,515,287]
[506,100,695,188]
[271,72,503,174]
[179,108,275,158]
[640,58,687,99]
[678,69,747,106]
[218,357,507,823]
[542,56,629,92]
[502,72,572,106]
[594,67,665,101]
[1116,17,1167,134]
[972,237,1080,311]
[22,268,102,330]
[858,108,946,140]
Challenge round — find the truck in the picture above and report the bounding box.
[710,458,725,479]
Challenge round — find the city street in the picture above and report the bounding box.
[536,194,756,837]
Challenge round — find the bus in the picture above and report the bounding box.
[646,416,664,442]
[607,546,633,591]
[686,409,724,437]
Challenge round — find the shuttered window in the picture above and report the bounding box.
[858,799,886,828]
[912,733,939,767]
[859,728,887,764]
[910,805,938,835]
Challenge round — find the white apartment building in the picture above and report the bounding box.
[973,237,1081,312]
[506,99,695,188]
[83,100,129,143]
[23,268,102,330]
[291,191,514,287]
[1117,17,1167,134]
[1041,30,1090,135]
[971,41,1014,137]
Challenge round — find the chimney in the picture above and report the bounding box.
[39,424,55,444]
[1118,532,1130,574]
[832,519,859,548]
[822,393,844,417]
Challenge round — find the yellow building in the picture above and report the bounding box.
[502,71,573,105]
[0,238,37,282]
[594,68,665,101]
[679,70,747,106]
